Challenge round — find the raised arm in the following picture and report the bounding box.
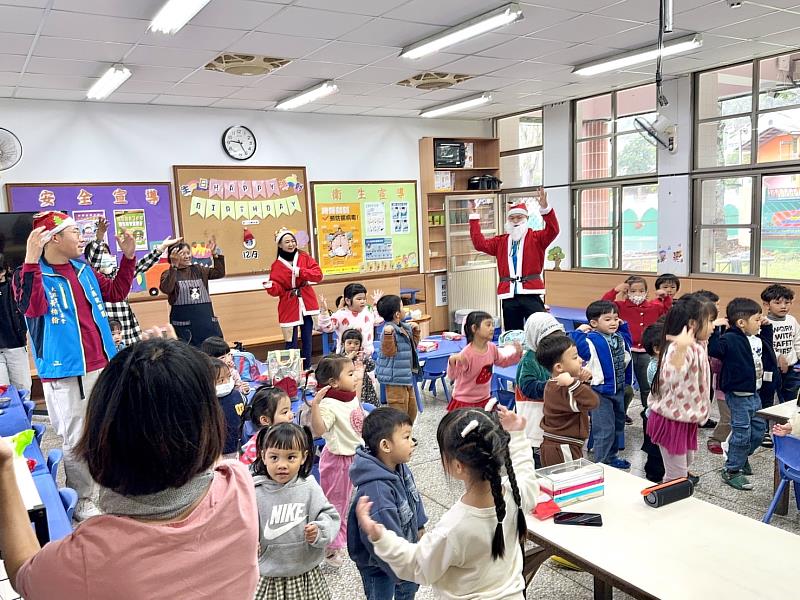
[534,199,559,247]
[208,253,225,280]
[14,228,52,318]
[469,211,500,256]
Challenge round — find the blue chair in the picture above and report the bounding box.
[417,356,451,403]
[763,434,800,523]
[59,487,78,522]
[47,448,63,483]
[23,400,35,422]
[32,422,46,446]
[321,331,337,355]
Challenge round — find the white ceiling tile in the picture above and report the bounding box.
[440,32,515,56]
[123,65,195,82]
[0,72,21,85]
[674,1,777,30]
[520,0,626,10]
[537,43,621,66]
[295,0,409,16]
[418,87,478,100]
[26,57,109,76]
[228,31,329,58]
[435,55,519,76]
[41,11,149,44]
[19,72,98,90]
[117,79,175,94]
[274,60,360,78]
[339,65,416,83]
[455,74,518,90]
[257,6,372,38]
[534,14,641,44]
[361,107,420,117]
[150,95,217,107]
[0,5,44,34]
[595,0,664,23]
[326,93,390,107]
[0,54,26,71]
[384,0,510,27]
[372,52,463,71]
[126,45,218,68]
[141,25,244,51]
[479,37,572,60]
[759,26,800,46]
[383,97,434,109]
[304,41,399,65]
[340,18,444,46]
[0,32,34,55]
[228,86,289,100]
[181,69,266,86]
[673,0,719,12]
[32,37,132,62]
[312,104,370,114]
[748,0,800,8]
[0,0,49,6]
[370,84,429,98]
[709,10,798,39]
[0,86,14,97]
[169,83,241,98]
[502,6,581,36]
[192,0,283,30]
[332,80,386,94]
[16,87,87,100]
[492,60,571,79]
[211,98,273,109]
[51,0,164,20]
[250,74,319,90]
[500,79,567,94]
[658,56,705,75]
[101,92,158,103]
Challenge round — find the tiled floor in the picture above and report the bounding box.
[4,392,799,600]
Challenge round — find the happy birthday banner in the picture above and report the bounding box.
[188,194,302,220]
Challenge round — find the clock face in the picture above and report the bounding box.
[222,125,256,161]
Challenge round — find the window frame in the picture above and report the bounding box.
[494,107,544,194]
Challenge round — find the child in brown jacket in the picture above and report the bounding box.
[537,334,599,467]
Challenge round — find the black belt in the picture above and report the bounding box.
[500,274,542,283]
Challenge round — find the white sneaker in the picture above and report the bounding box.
[73,498,102,522]
[324,548,346,568]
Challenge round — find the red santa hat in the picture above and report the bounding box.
[506,203,529,219]
[275,227,295,244]
[243,228,254,243]
[33,211,77,242]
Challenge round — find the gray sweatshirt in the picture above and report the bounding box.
[253,474,340,578]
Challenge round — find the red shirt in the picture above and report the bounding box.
[602,289,671,351]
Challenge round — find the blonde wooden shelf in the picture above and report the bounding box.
[434,166,500,171]
[427,189,502,195]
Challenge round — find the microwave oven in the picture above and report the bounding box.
[434,141,466,168]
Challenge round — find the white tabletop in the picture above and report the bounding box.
[12,456,43,512]
[756,401,800,421]
[527,467,800,600]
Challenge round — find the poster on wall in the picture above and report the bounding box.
[5,181,175,300]
[311,181,419,278]
[173,165,312,277]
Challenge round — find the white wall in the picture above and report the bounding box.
[0,98,490,291]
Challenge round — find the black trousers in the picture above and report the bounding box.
[286,315,314,370]
[501,294,546,331]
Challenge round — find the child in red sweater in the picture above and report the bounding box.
[603,275,671,418]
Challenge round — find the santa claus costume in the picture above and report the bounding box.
[469,200,558,330]
[265,228,323,368]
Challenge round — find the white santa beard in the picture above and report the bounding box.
[505,221,527,241]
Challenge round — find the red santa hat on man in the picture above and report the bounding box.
[506,203,529,219]
[33,211,77,242]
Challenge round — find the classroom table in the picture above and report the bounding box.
[13,456,49,547]
[524,466,800,600]
[416,336,466,361]
[756,400,800,516]
[0,385,30,438]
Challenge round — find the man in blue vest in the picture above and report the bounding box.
[13,211,136,520]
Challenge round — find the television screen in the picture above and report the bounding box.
[0,212,35,271]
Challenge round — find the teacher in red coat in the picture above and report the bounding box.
[469,189,559,331]
[264,227,322,369]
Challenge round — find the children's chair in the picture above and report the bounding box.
[47,448,63,483]
[762,433,800,524]
[32,422,46,446]
[23,400,35,422]
[417,356,451,403]
[59,487,78,522]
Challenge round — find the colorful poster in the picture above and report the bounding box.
[72,209,106,245]
[317,203,362,275]
[114,209,148,251]
[311,182,419,276]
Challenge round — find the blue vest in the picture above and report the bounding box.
[27,259,117,379]
[376,322,418,386]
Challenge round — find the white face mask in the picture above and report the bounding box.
[629,294,647,306]
[216,381,234,397]
[98,254,117,275]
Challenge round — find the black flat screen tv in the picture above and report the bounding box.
[0,211,35,271]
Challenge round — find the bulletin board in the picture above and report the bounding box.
[5,181,175,300]
[173,165,312,277]
[310,181,419,278]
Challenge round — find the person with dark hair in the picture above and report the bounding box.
[210,357,247,459]
[640,322,665,483]
[447,310,522,411]
[468,190,559,330]
[0,254,31,393]
[239,386,294,465]
[341,328,379,407]
[0,332,259,599]
[710,297,778,490]
[761,283,800,403]
[108,319,124,350]
[159,237,225,348]
[354,406,538,598]
[250,422,339,600]
[693,289,719,304]
[13,211,137,520]
[570,300,632,469]
[84,216,181,346]
[536,335,598,467]
[348,407,427,600]
[318,282,384,354]
[264,227,323,369]
[376,295,421,422]
[201,335,250,394]
[654,273,681,298]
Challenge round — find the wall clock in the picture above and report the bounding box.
[222,125,256,161]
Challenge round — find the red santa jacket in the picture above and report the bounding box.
[469,207,559,300]
[265,251,323,327]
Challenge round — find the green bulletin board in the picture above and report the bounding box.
[311,181,419,278]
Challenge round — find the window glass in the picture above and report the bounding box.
[498,110,543,151]
[616,133,657,177]
[758,51,800,111]
[761,172,800,280]
[576,94,612,140]
[621,184,659,272]
[696,117,752,168]
[500,150,543,188]
[756,108,800,163]
[576,138,613,180]
[697,63,753,120]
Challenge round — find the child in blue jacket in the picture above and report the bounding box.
[570,300,633,470]
[348,407,427,600]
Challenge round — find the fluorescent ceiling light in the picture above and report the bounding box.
[276,81,339,110]
[86,64,132,100]
[401,3,523,59]
[420,93,492,118]
[573,34,702,76]
[150,0,212,34]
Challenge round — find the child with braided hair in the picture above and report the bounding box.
[355,404,539,600]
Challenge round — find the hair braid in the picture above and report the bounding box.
[501,430,528,550]
[485,452,507,560]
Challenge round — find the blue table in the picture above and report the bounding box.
[33,470,72,541]
[548,305,589,331]
[492,364,517,390]
[417,336,466,361]
[0,384,30,438]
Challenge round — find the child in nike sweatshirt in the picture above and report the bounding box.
[251,422,340,600]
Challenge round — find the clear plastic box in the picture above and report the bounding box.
[535,459,604,507]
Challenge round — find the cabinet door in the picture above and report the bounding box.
[446,195,498,270]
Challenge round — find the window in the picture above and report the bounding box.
[574,182,659,272]
[574,84,657,181]
[496,109,543,190]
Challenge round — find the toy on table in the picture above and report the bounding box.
[417,340,439,353]
[441,331,462,341]
[2,430,37,472]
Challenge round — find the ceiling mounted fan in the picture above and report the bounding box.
[0,128,22,171]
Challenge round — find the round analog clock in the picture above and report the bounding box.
[222,125,256,161]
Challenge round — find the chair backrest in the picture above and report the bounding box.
[23,400,35,421]
[775,434,800,476]
[59,487,78,522]
[32,422,46,445]
[47,448,63,483]
[421,355,449,377]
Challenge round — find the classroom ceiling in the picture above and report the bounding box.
[0,0,799,119]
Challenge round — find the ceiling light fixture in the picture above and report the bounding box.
[150,0,212,34]
[86,64,132,100]
[420,93,492,118]
[573,33,702,76]
[275,81,339,110]
[401,3,523,59]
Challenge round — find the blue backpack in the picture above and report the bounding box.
[231,349,260,382]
